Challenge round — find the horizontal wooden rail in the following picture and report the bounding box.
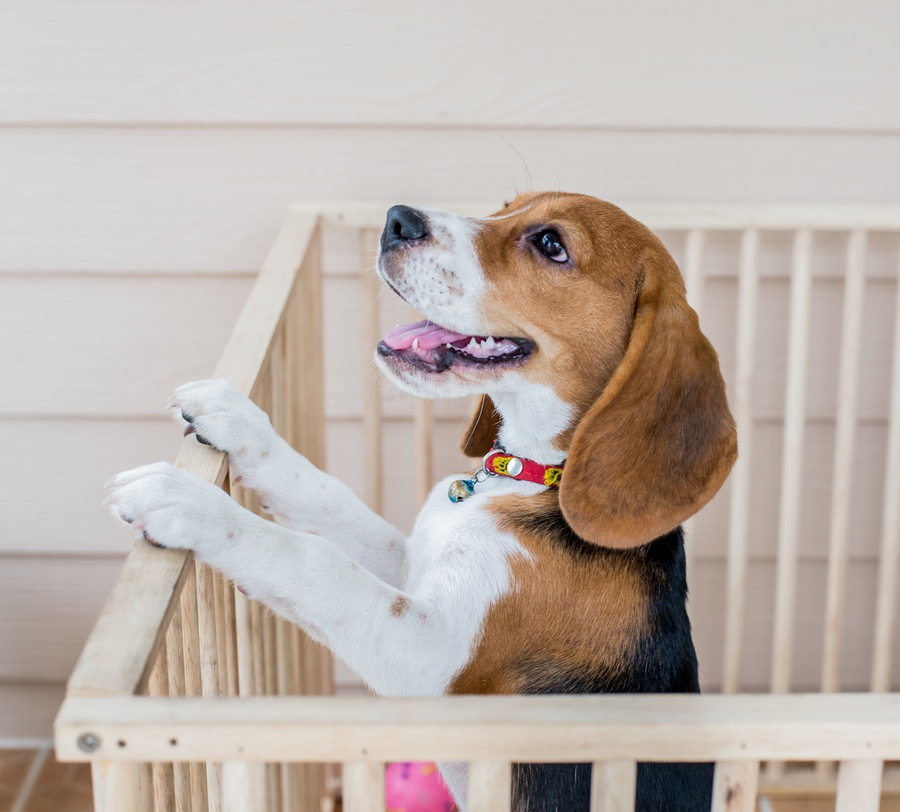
[65,210,320,698]
[56,693,900,763]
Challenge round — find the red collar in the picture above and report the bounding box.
[448,441,565,503]
[483,445,564,488]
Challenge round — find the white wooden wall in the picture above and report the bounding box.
[2,0,899,737]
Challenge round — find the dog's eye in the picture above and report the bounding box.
[533,229,569,263]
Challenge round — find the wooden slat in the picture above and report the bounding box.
[683,228,706,316]
[91,761,146,812]
[55,693,900,764]
[361,228,383,513]
[165,610,191,811]
[286,227,326,469]
[234,589,254,699]
[770,228,814,696]
[722,228,760,694]
[680,229,706,577]
[341,762,384,812]
[590,760,636,812]
[180,562,208,810]
[468,761,511,812]
[221,761,266,812]
[148,644,175,811]
[820,231,867,700]
[711,761,759,812]
[872,243,900,692]
[836,760,882,812]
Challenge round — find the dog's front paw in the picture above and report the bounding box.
[105,462,246,552]
[168,379,279,484]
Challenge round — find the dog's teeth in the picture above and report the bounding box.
[466,338,478,351]
[484,337,496,350]
[412,338,419,350]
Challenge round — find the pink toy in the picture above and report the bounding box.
[384,762,456,812]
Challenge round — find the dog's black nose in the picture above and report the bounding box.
[381,205,429,251]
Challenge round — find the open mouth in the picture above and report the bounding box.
[377,320,533,373]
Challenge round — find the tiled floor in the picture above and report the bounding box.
[2,750,900,812]
[0,750,92,812]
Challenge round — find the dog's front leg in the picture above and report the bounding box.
[105,462,459,697]
[167,380,406,587]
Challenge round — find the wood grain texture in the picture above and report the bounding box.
[1,1,898,130]
[2,129,900,273]
[53,693,900,763]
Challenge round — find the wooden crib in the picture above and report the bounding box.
[54,204,900,811]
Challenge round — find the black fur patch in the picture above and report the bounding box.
[506,518,713,811]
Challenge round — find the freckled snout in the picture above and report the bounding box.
[381,205,429,252]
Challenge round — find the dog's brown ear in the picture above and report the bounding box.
[559,247,737,549]
[461,395,502,457]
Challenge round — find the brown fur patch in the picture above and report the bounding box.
[390,596,410,617]
[449,491,648,695]
[462,193,737,546]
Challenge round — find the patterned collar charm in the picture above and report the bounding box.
[447,441,565,503]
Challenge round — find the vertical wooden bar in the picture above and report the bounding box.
[263,611,283,811]
[221,762,267,812]
[415,399,434,506]
[468,761,511,812]
[872,243,900,692]
[149,643,175,811]
[180,561,208,809]
[722,229,760,694]
[196,563,223,810]
[221,575,238,697]
[165,610,191,811]
[288,224,325,467]
[836,760,882,812]
[275,620,296,812]
[213,571,229,696]
[590,760,637,812]
[234,588,255,697]
[680,229,706,577]
[711,761,759,812]
[771,228,814,698]
[361,227,384,513]
[342,762,384,812]
[249,601,265,698]
[684,228,706,317]
[91,762,146,812]
[821,231,867,696]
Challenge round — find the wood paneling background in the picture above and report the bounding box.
[1,0,898,736]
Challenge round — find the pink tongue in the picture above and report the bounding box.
[383,319,470,351]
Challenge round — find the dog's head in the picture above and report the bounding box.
[376,192,737,548]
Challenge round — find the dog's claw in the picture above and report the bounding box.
[142,530,164,548]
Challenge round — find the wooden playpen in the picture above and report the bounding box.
[54,204,900,811]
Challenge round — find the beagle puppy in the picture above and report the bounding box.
[107,193,737,811]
